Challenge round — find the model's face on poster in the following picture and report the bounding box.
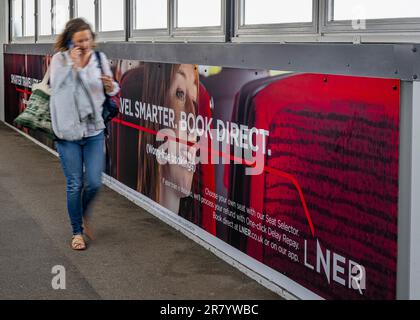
[163,64,198,197]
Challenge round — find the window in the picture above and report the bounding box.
[130,0,169,40]
[12,0,36,40]
[23,0,35,36]
[134,0,167,30]
[130,0,225,42]
[8,0,420,44]
[330,0,420,21]
[12,0,23,38]
[171,0,226,42]
[234,0,318,40]
[75,0,96,30]
[176,0,222,28]
[324,0,420,35]
[243,0,313,25]
[99,0,125,32]
[53,0,70,34]
[74,0,125,39]
[38,0,52,36]
[38,0,70,38]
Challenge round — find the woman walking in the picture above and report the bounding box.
[50,18,120,250]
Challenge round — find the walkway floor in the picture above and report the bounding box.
[0,122,280,300]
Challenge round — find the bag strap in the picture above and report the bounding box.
[95,51,109,96]
[95,51,104,75]
[41,67,50,85]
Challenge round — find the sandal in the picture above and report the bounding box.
[71,235,86,251]
[83,219,94,241]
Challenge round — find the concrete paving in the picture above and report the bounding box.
[0,122,281,300]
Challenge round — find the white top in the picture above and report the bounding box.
[50,50,120,138]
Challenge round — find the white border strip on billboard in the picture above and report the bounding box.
[2,120,323,300]
[3,121,59,156]
[0,50,4,122]
[409,82,420,299]
[0,0,8,122]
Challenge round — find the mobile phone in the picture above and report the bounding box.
[67,40,75,50]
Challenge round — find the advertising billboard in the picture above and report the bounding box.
[4,53,400,299]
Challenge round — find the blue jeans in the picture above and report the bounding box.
[56,132,105,235]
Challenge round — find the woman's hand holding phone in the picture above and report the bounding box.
[69,46,82,68]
